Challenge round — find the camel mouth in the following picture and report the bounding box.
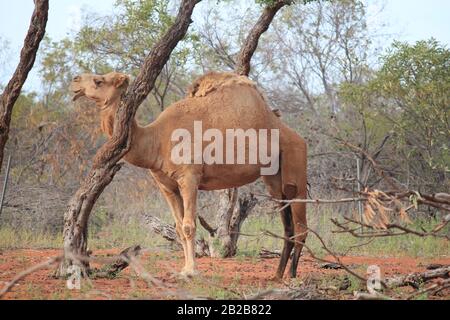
[72,90,85,102]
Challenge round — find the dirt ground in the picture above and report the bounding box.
[0,249,449,300]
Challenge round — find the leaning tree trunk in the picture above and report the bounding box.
[59,0,201,277]
[211,0,292,257]
[0,0,49,173]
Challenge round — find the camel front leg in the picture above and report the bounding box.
[158,187,188,268]
[150,171,188,272]
[178,174,199,277]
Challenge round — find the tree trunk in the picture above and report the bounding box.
[211,0,290,258]
[0,0,49,173]
[59,0,201,277]
[209,189,238,258]
[209,189,257,258]
[236,0,292,77]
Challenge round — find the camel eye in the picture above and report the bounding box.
[94,79,104,87]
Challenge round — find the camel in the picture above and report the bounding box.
[70,71,307,279]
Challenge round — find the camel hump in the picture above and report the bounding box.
[187,72,259,98]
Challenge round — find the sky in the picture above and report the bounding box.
[0,0,450,91]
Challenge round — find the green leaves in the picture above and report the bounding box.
[342,39,450,190]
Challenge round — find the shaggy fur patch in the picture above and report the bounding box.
[187,72,258,98]
[186,72,281,117]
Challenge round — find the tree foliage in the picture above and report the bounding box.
[40,0,200,113]
[341,39,450,190]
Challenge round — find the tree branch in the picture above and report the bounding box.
[0,0,49,171]
[236,0,292,76]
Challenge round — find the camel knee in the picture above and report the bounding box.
[283,183,298,200]
[182,221,196,239]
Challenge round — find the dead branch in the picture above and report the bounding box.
[332,216,450,240]
[90,245,142,279]
[124,255,196,299]
[259,248,282,259]
[423,193,450,206]
[0,255,62,299]
[385,266,450,289]
[354,292,393,300]
[337,140,450,211]
[248,286,325,300]
[65,251,196,299]
[406,278,450,300]
[263,229,367,283]
[198,214,217,236]
[338,139,401,191]
[276,197,367,205]
[142,214,210,257]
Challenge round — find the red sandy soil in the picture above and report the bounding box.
[0,249,449,300]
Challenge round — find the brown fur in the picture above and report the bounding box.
[187,72,257,97]
[71,71,307,279]
[187,71,281,118]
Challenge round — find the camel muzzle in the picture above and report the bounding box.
[71,76,85,101]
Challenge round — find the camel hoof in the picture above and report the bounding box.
[270,274,283,282]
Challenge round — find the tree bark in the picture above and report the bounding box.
[210,0,290,258]
[236,0,292,76]
[209,189,257,258]
[59,0,201,277]
[0,0,49,173]
[209,189,239,258]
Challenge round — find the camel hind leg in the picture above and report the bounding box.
[280,139,308,278]
[289,201,307,278]
[262,174,295,280]
[277,205,295,279]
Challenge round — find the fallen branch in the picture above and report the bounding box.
[0,255,63,299]
[259,248,281,259]
[263,229,367,283]
[406,278,450,300]
[354,292,393,300]
[142,213,210,257]
[90,245,142,279]
[385,266,450,289]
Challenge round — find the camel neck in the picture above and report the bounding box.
[99,102,160,170]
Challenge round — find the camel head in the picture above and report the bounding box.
[71,72,130,107]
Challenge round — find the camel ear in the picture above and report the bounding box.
[114,74,130,88]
